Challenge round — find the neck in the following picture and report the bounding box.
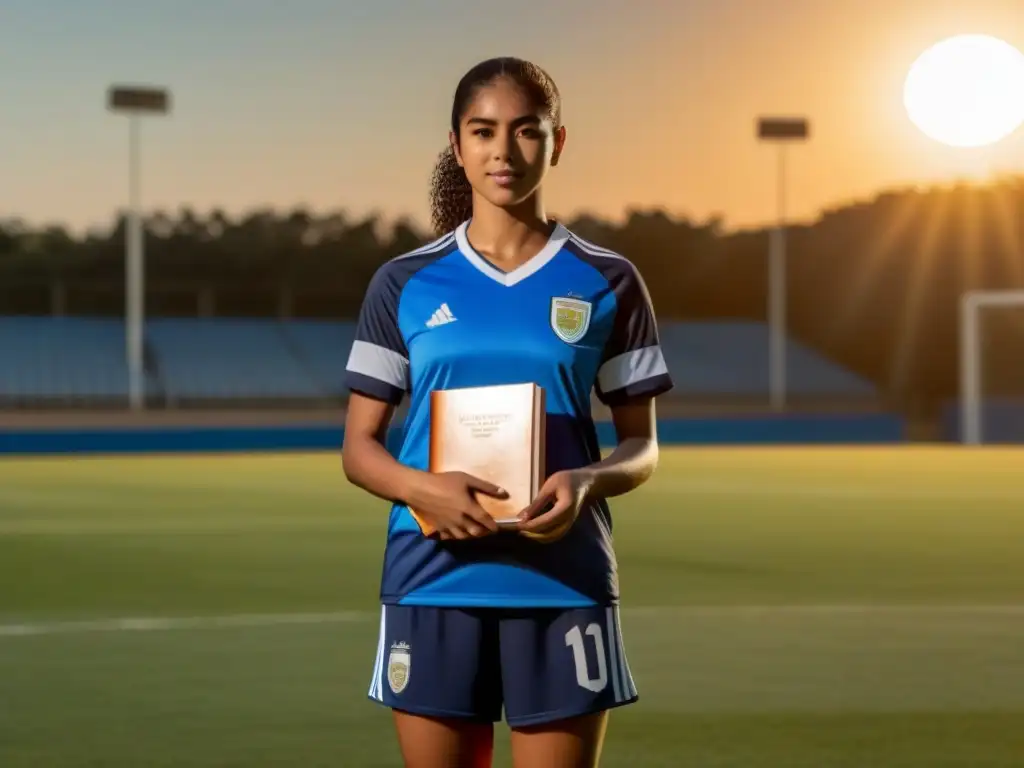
[466,192,553,260]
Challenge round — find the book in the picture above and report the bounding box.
[410,382,546,536]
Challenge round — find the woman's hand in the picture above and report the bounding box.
[516,469,594,542]
[408,471,508,541]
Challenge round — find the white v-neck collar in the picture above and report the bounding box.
[455,220,569,287]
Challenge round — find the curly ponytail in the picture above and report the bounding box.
[428,144,474,236]
[428,57,561,237]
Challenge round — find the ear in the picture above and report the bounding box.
[550,125,567,167]
[449,130,464,168]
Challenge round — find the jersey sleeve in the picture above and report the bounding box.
[344,264,409,405]
[595,263,674,406]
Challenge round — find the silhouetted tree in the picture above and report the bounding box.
[2,175,1023,406]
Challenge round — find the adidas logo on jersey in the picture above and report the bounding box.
[426,303,456,328]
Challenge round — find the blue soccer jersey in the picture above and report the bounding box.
[344,221,673,608]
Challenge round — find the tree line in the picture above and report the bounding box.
[2,174,1024,407]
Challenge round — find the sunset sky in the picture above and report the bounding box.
[3,0,1023,235]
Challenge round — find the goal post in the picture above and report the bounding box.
[959,289,1024,444]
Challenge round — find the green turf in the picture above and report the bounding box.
[2,447,1024,766]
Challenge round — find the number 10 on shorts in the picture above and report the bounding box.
[564,608,636,704]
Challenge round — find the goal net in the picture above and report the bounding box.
[959,290,1024,444]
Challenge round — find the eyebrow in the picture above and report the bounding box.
[465,115,542,128]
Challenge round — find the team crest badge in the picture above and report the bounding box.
[550,297,592,344]
[388,642,411,694]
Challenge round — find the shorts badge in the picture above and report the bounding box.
[388,642,411,694]
[550,296,592,344]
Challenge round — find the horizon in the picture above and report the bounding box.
[8,171,1023,241]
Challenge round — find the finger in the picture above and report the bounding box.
[438,530,453,541]
[462,474,508,498]
[518,497,573,533]
[517,489,555,522]
[462,521,491,538]
[464,504,500,532]
[440,524,471,541]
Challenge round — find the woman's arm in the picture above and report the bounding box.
[578,396,660,501]
[341,392,423,504]
[342,392,506,539]
[516,396,660,537]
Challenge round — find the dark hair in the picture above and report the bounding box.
[428,57,561,235]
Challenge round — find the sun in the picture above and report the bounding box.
[903,34,1024,148]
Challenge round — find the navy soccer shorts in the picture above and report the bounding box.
[366,604,638,727]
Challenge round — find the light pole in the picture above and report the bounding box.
[756,116,809,411]
[107,85,170,411]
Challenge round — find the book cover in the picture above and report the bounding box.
[410,382,546,536]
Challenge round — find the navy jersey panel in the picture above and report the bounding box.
[368,604,638,726]
[345,222,674,608]
[560,234,675,405]
[345,231,459,405]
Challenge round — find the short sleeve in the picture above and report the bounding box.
[594,263,674,406]
[344,265,409,405]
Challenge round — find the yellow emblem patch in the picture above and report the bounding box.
[388,642,411,694]
[550,297,592,344]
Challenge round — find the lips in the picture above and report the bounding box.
[488,170,522,186]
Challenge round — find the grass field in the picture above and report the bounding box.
[2,447,1024,767]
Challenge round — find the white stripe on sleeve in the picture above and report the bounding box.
[597,346,668,395]
[347,340,409,391]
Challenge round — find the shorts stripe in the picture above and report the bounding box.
[368,605,387,701]
[605,607,624,703]
[613,605,637,699]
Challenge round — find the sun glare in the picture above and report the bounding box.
[903,34,1024,148]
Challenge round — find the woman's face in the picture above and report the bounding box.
[452,76,565,211]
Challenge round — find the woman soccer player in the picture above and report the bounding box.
[342,57,674,768]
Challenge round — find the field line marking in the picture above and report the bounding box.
[656,479,1024,501]
[0,611,368,637]
[624,604,1024,617]
[5,604,1024,638]
[0,518,365,536]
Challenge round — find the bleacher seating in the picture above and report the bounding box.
[0,317,130,401]
[281,320,357,397]
[0,316,876,404]
[659,321,875,397]
[146,319,328,401]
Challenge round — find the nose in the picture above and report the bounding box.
[493,128,515,160]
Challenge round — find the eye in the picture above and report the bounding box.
[473,128,494,137]
[518,128,543,139]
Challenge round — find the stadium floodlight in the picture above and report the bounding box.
[107,85,171,411]
[959,289,1024,444]
[757,116,810,411]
